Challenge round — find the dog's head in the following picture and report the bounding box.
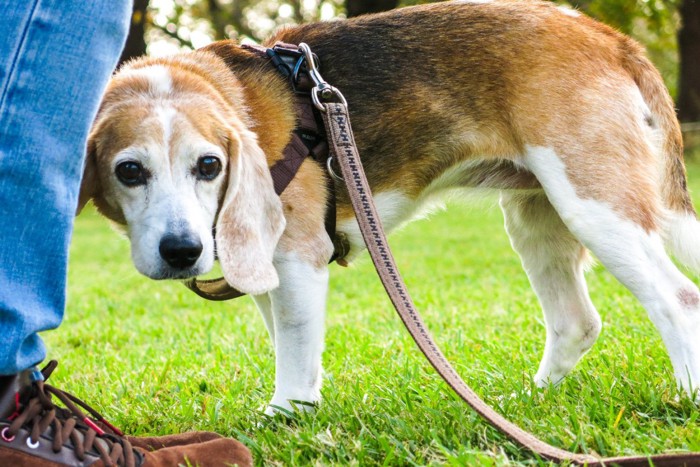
[79,53,285,295]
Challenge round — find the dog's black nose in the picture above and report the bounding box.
[159,234,203,269]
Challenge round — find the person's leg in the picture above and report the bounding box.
[0,0,131,375]
[0,4,255,464]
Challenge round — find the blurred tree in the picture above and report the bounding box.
[118,0,149,66]
[206,0,254,40]
[147,0,343,45]
[347,0,398,17]
[678,0,700,121]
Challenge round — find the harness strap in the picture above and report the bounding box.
[269,134,307,194]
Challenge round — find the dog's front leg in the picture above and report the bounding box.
[265,253,328,415]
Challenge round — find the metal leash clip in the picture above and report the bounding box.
[298,43,347,112]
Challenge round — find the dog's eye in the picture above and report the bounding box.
[196,155,222,181]
[115,161,147,186]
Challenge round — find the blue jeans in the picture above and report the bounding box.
[0,1,131,375]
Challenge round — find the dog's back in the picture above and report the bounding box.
[272,0,698,265]
[275,0,700,392]
[272,1,691,211]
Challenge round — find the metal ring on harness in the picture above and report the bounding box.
[326,156,344,183]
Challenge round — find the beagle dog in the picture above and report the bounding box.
[80,0,700,414]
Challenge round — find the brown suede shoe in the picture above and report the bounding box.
[0,361,253,466]
[126,431,223,451]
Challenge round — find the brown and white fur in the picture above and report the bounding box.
[80,0,700,413]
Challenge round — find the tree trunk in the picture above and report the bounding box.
[346,0,399,17]
[118,0,149,68]
[207,0,229,40]
[678,0,700,122]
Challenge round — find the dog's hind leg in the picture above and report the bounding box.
[501,192,602,386]
[523,145,700,396]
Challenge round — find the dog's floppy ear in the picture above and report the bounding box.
[216,126,286,295]
[77,138,100,215]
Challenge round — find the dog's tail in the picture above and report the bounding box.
[620,38,700,273]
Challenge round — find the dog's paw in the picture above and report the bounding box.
[254,399,318,429]
[533,372,566,389]
[264,399,318,418]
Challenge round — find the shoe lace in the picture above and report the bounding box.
[5,361,140,467]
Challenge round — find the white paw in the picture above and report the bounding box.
[534,371,565,388]
[675,375,700,403]
[264,396,318,417]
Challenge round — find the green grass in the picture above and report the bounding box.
[47,158,700,466]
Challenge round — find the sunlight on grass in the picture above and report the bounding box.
[46,157,700,465]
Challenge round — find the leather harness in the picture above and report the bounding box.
[252,42,341,259]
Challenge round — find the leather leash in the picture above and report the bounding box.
[190,42,700,465]
[319,99,700,467]
[301,45,700,465]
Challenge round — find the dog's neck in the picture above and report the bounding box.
[197,42,297,167]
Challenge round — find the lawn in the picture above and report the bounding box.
[47,156,700,466]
